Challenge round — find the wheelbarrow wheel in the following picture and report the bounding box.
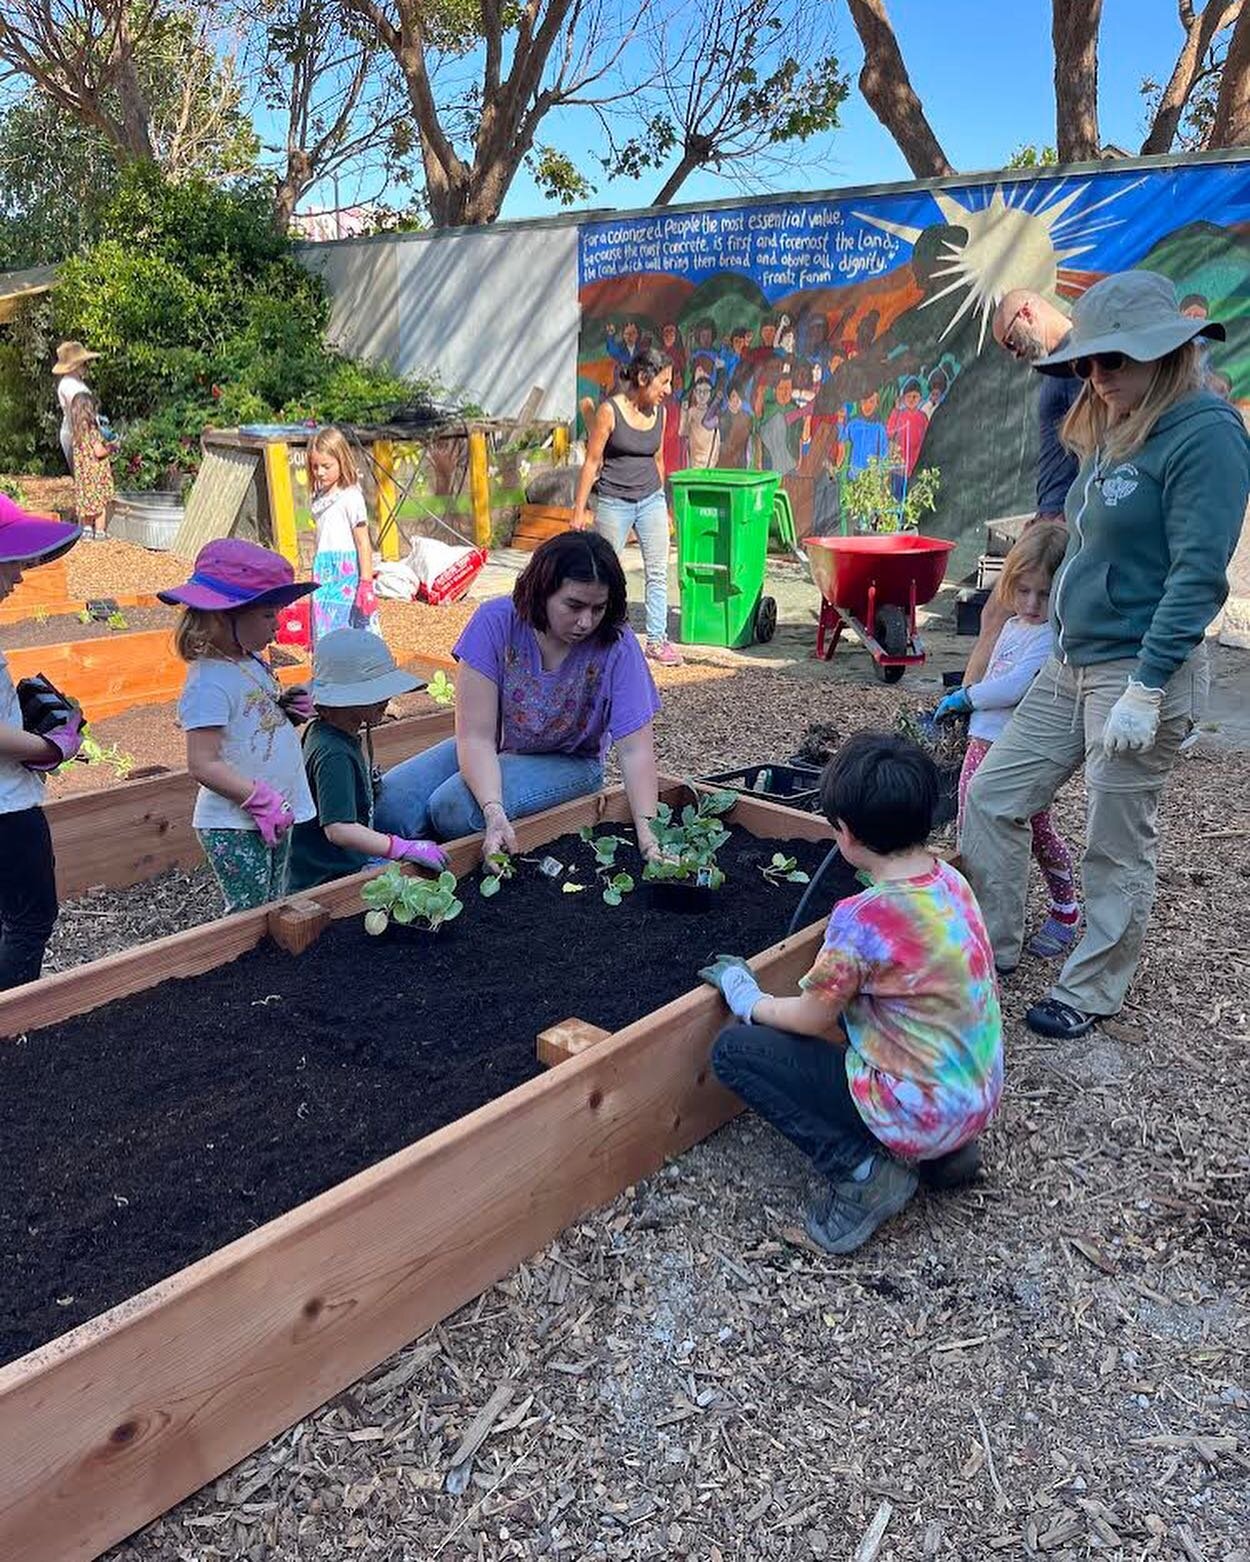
[754,594,778,644]
[873,604,908,684]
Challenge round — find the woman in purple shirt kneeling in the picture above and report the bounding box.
[375,532,665,863]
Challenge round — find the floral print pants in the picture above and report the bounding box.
[197,828,292,913]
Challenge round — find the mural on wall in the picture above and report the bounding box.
[577,158,1250,569]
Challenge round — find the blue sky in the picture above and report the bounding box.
[496,0,1198,220]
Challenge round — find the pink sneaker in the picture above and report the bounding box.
[646,637,683,667]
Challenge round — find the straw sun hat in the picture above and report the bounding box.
[1035,270,1225,377]
[52,340,101,376]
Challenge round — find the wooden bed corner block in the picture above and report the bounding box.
[266,898,331,956]
[537,1017,611,1068]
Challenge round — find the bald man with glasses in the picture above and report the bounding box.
[962,290,1082,684]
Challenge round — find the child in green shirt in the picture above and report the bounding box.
[288,628,448,893]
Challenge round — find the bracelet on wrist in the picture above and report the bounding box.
[482,799,505,815]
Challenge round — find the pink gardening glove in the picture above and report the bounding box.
[24,711,85,772]
[280,686,315,723]
[385,836,450,870]
[242,780,294,847]
[353,579,378,619]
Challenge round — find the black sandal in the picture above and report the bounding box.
[1025,998,1097,1039]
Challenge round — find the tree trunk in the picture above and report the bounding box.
[845,0,953,179]
[1211,2,1250,143]
[108,9,157,161]
[1141,1,1241,155]
[272,149,314,233]
[1052,0,1103,161]
[652,146,710,206]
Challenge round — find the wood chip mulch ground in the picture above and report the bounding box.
[26,658,1247,1561]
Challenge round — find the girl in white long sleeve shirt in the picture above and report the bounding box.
[941,524,1081,960]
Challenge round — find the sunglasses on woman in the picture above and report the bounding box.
[1073,351,1128,379]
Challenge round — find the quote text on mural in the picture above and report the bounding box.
[580,206,904,290]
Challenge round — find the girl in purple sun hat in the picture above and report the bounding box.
[160,538,321,911]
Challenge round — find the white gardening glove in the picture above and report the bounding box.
[1102,679,1163,757]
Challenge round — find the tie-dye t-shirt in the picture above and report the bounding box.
[799,860,1003,1161]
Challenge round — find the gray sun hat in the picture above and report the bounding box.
[1035,269,1225,378]
[311,628,425,707]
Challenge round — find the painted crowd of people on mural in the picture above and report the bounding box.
[591,303,961,534]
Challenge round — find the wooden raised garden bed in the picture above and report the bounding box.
[0,782,830,1562]
[6,629,310,724]
[0,557,162,627]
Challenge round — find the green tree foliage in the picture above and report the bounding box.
[606,0,847,206]
[44,165,427,487]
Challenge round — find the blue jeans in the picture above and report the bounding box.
[374,737,604,840]
[712,1021,880,1180]
[595,489,671,642]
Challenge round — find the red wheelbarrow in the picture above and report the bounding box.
[804,533,956,683]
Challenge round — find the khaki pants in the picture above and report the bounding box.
[961,652,1207,1016]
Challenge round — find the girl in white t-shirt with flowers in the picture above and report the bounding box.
[308,426,379,641]
[161,539,319,911]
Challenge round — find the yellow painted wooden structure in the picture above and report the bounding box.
[467,428,492,547]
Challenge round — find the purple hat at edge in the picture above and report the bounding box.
[0,492,82,565]
[158,537,317,612]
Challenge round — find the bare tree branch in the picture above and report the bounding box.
[1140,0,1241,152]
[845,0,953,178]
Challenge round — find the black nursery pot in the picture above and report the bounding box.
[645,878,717,915]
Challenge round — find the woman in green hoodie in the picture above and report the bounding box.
[962,270,1250,1041]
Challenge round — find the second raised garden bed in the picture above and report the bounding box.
[0,781,831,1562]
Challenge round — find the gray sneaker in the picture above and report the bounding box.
[804,1155,919,1254]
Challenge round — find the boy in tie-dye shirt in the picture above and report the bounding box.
[701,732,1003,1255]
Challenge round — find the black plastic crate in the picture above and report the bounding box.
[700,761,823,811]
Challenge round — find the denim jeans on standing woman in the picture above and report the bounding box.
[712,1020,881,1180]
[594,489,672,643]
[0,805,58,991]
[375,737,604,840]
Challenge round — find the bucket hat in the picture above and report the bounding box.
[311,627,425,706]
[52,340,101,377]
[157,538,317,612]
[0,492,82,565]
[1035,270,1225,377]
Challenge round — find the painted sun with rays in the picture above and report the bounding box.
[854,176,1147,350]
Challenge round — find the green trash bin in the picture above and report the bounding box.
[673,468,782,648]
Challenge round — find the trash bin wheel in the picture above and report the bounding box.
[873,604,908,683]
[754,594,778,643]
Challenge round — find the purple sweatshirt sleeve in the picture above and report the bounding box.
[606,629,662,742]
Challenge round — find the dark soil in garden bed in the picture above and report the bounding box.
[0,604,172,650]
[1,828,835,1365]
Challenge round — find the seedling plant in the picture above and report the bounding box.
[759,852,810,887]
[427,670,455,707]
[362,864,462,934]
[578,826,635,906]
[479,850,515,898]
[642,788,737,889]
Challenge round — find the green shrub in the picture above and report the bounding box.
[46,165,442,492]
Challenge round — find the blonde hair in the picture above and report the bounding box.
[174,607,237,663]
[999,521,1069,601]
[307,425,359,490]
[1061,342,1203,463]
